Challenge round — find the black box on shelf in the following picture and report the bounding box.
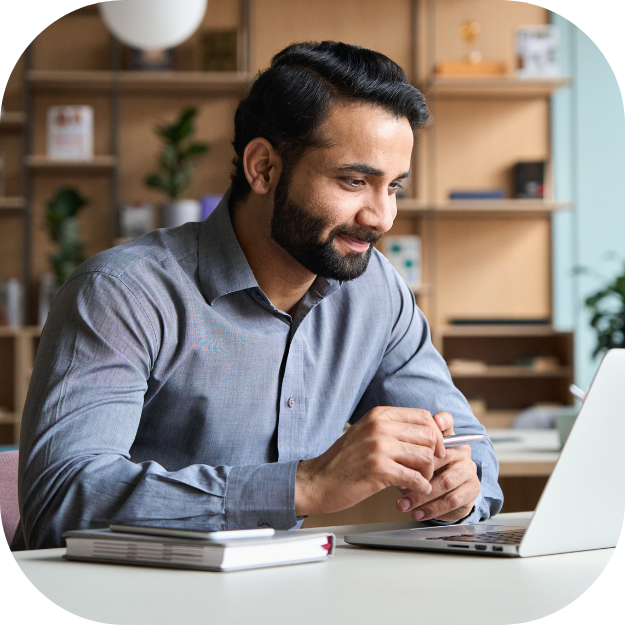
[513,161,545,199]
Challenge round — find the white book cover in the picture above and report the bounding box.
[47,105,94,160]
[381,235,422,290]
[516,25,560,78]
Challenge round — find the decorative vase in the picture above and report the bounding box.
[159,199,201,228]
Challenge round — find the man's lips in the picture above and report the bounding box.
[336,234,372,253]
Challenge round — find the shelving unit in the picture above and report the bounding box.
[0,0,575,468]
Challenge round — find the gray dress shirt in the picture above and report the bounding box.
[14,190,503,550]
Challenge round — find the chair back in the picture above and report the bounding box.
[0,450,20,547]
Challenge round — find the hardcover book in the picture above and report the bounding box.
[63,528,335,572]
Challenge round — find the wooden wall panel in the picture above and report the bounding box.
[254,0,412,72]
[434,218,551,326]
[2,55,24,111]
[433,98,549,201]
[0,217,23,281]
[32,14,112,70]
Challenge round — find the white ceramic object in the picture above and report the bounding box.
[99,0,208,50]
[159,199,201,228]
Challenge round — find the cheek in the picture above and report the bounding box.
[307,180,362,225]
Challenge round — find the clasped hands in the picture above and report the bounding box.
[295,406,480,523]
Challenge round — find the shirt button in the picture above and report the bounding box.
[287,397,296,408]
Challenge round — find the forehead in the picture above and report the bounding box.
[311,101,413,168]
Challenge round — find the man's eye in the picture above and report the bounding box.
[389,182,404,192]
[342,178,364,187]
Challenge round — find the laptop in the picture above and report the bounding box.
[345,348,625,557]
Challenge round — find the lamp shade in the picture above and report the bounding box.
[99,0,208,50]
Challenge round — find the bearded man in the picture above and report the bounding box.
[15,41,503,550]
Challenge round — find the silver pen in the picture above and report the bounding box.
[443,433,490,448]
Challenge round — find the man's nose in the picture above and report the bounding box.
[357,189,396,234]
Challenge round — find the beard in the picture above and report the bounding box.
[270,168,383,281]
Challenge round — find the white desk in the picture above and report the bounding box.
[14,512,613,625]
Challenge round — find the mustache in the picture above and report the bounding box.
[329,225,384,245]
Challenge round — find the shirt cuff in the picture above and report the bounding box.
[225,460,300,530]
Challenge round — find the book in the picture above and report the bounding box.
[381,235,421,290]
[516,25,559,78]
[63,528,335,572]
[449,189,506,200]
[47,105,94,161]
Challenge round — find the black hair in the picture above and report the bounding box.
[230,40,429,204]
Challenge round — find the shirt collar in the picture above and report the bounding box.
[198,188,258,304]
[198,187,342,305]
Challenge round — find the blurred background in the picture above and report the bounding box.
[0,0,623,524]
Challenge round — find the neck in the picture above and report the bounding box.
[231,192,316,316]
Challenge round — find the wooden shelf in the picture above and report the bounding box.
[0,411,18,425]
[412,283,433,296]
[439,325,561,337]
[0,111,25,128]
[449,365,573,379]
[27,70,253,93]
[0,326,42,338]
[25,155,117,170]
[397,199,572,218]
[423,76,572,99]
[0,197,26,211]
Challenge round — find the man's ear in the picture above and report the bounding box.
[243,138,282,196]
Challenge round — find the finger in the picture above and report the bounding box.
[368,418,445,460]
[433,411,455,437]
[396,449,474,511]
[390,462,433,495]
[392,440,437,481]
[411,480,481,522]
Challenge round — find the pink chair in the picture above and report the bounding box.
[0,450,20,548]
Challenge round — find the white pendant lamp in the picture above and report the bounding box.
[99,0,208,50]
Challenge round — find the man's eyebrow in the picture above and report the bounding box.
[336,163,411,179]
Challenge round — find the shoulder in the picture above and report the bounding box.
[68,223,201,284]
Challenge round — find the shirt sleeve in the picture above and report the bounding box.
[17,271,299,550]
[350,264,504,523]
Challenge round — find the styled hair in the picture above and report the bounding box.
[230,40,429,203]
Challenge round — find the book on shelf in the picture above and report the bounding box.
[450,318,551,326]
[449,189,506,200]
[0,278,23,328]
[47,105,94,160]
[63,527,335,572]
[381,235,422,290]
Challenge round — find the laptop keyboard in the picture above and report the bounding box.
[425,529,526,544]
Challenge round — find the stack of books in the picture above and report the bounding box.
[63,525,335,572]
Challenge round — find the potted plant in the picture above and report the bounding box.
[145,106,209,228]
[582,257,625,357]
[39,187,87,325]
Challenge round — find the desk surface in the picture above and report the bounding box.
[14,512,612,625]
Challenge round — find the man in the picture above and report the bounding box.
[14,41,503,550]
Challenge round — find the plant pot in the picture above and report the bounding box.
[159,199,201,228]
